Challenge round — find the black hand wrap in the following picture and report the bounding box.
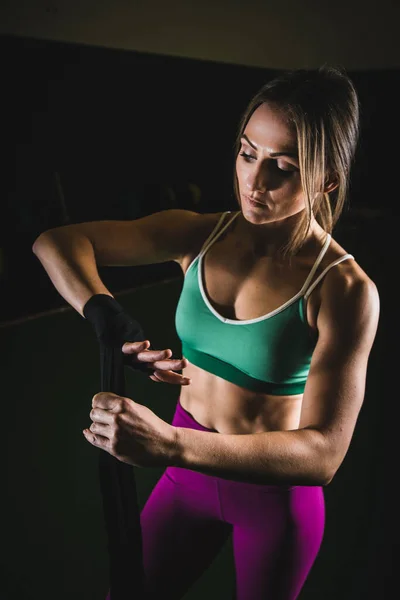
[83,292,147,599]
[83,293,150,374]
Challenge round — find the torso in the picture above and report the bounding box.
[175,210,356,435]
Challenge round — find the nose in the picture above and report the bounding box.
[245,169,267,195]
[245,161,280,194]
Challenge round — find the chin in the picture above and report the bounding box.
[241,200,272,222]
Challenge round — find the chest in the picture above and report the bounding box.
[181,237,321,331]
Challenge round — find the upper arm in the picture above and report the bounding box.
[34,209,209,267]
[299,265,380,481]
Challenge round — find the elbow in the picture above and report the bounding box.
[321,468,336,487]
[32,234,44,255]
[322,449,346,486]
[304,463,335,487]
[32,236,42,254]
[308,465,333,487]
[32,230,53,254]
[321,464,340,486]
[32,227,65,254]
[306,430,339,486]
[319,449,343,487]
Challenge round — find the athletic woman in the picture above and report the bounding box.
[33,65,380,600]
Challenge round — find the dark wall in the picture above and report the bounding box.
[0,34,396,324]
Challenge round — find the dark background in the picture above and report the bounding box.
[0,32,392,600]
[0,33,394,325]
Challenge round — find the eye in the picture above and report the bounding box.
[239,152,298,174]
[276,162,298,173]
[239,151,255,162]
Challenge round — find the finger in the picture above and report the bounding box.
[149,374,191,385]
[132,355,187,373]
[150,371,164,382]
[92,392,126,410]
[122,340,150,353]
[83,428,111,451]
[134,349,173,363]
[150,357,188,370]
[89,421,110,436]
[90,407,115,424]
[151,370,192,385]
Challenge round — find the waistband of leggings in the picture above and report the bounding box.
[174,397,217,432]
[171,398,307,491]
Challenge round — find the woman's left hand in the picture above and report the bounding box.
[83,392,179,468]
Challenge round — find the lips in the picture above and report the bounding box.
[244,195,265,205]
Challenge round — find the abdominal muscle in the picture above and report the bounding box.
[179,362,303,435]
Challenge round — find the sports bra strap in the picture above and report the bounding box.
[304,254,355,300]
[199,211,237,255]
[199,216,354,302]
[299,233,331,295]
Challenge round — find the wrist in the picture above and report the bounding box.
[80,292,114,317]
[169,426,185,467]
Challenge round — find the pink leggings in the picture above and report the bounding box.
[107,397,325,600]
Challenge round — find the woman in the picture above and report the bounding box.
[33,65,380,600]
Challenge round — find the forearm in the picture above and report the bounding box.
[32,229,113,317]
[173,426,331,486]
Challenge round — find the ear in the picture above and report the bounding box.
[323,171,339,194]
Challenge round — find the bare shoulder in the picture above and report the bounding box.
[132,208,225,268]
[177,210,228,270]
[318,241,380,350]
[326,234,379,302]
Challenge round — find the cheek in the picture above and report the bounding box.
[235,158,243,179]
[291,188,307,211]
[273,179,306,211]
[277,176,303,198]
[288,172,305,194]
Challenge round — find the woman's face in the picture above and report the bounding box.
[236,102,306,225]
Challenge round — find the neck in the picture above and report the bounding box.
[236,210,324,258]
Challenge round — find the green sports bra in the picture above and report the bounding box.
[175,211,354,395]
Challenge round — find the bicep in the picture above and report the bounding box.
[299,273,380,474]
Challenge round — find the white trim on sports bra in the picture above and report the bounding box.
[304,254,354,300]
[188,210,355,324]
[185,211,232,277]
[199,211,236,256]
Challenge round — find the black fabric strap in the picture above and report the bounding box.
[83,294,147,598]
[98,343,145,599]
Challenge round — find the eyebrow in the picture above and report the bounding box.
[241,134,298,159]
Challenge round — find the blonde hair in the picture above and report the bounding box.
[233,65,360,257]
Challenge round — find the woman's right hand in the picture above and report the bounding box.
[122,340,192,386]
